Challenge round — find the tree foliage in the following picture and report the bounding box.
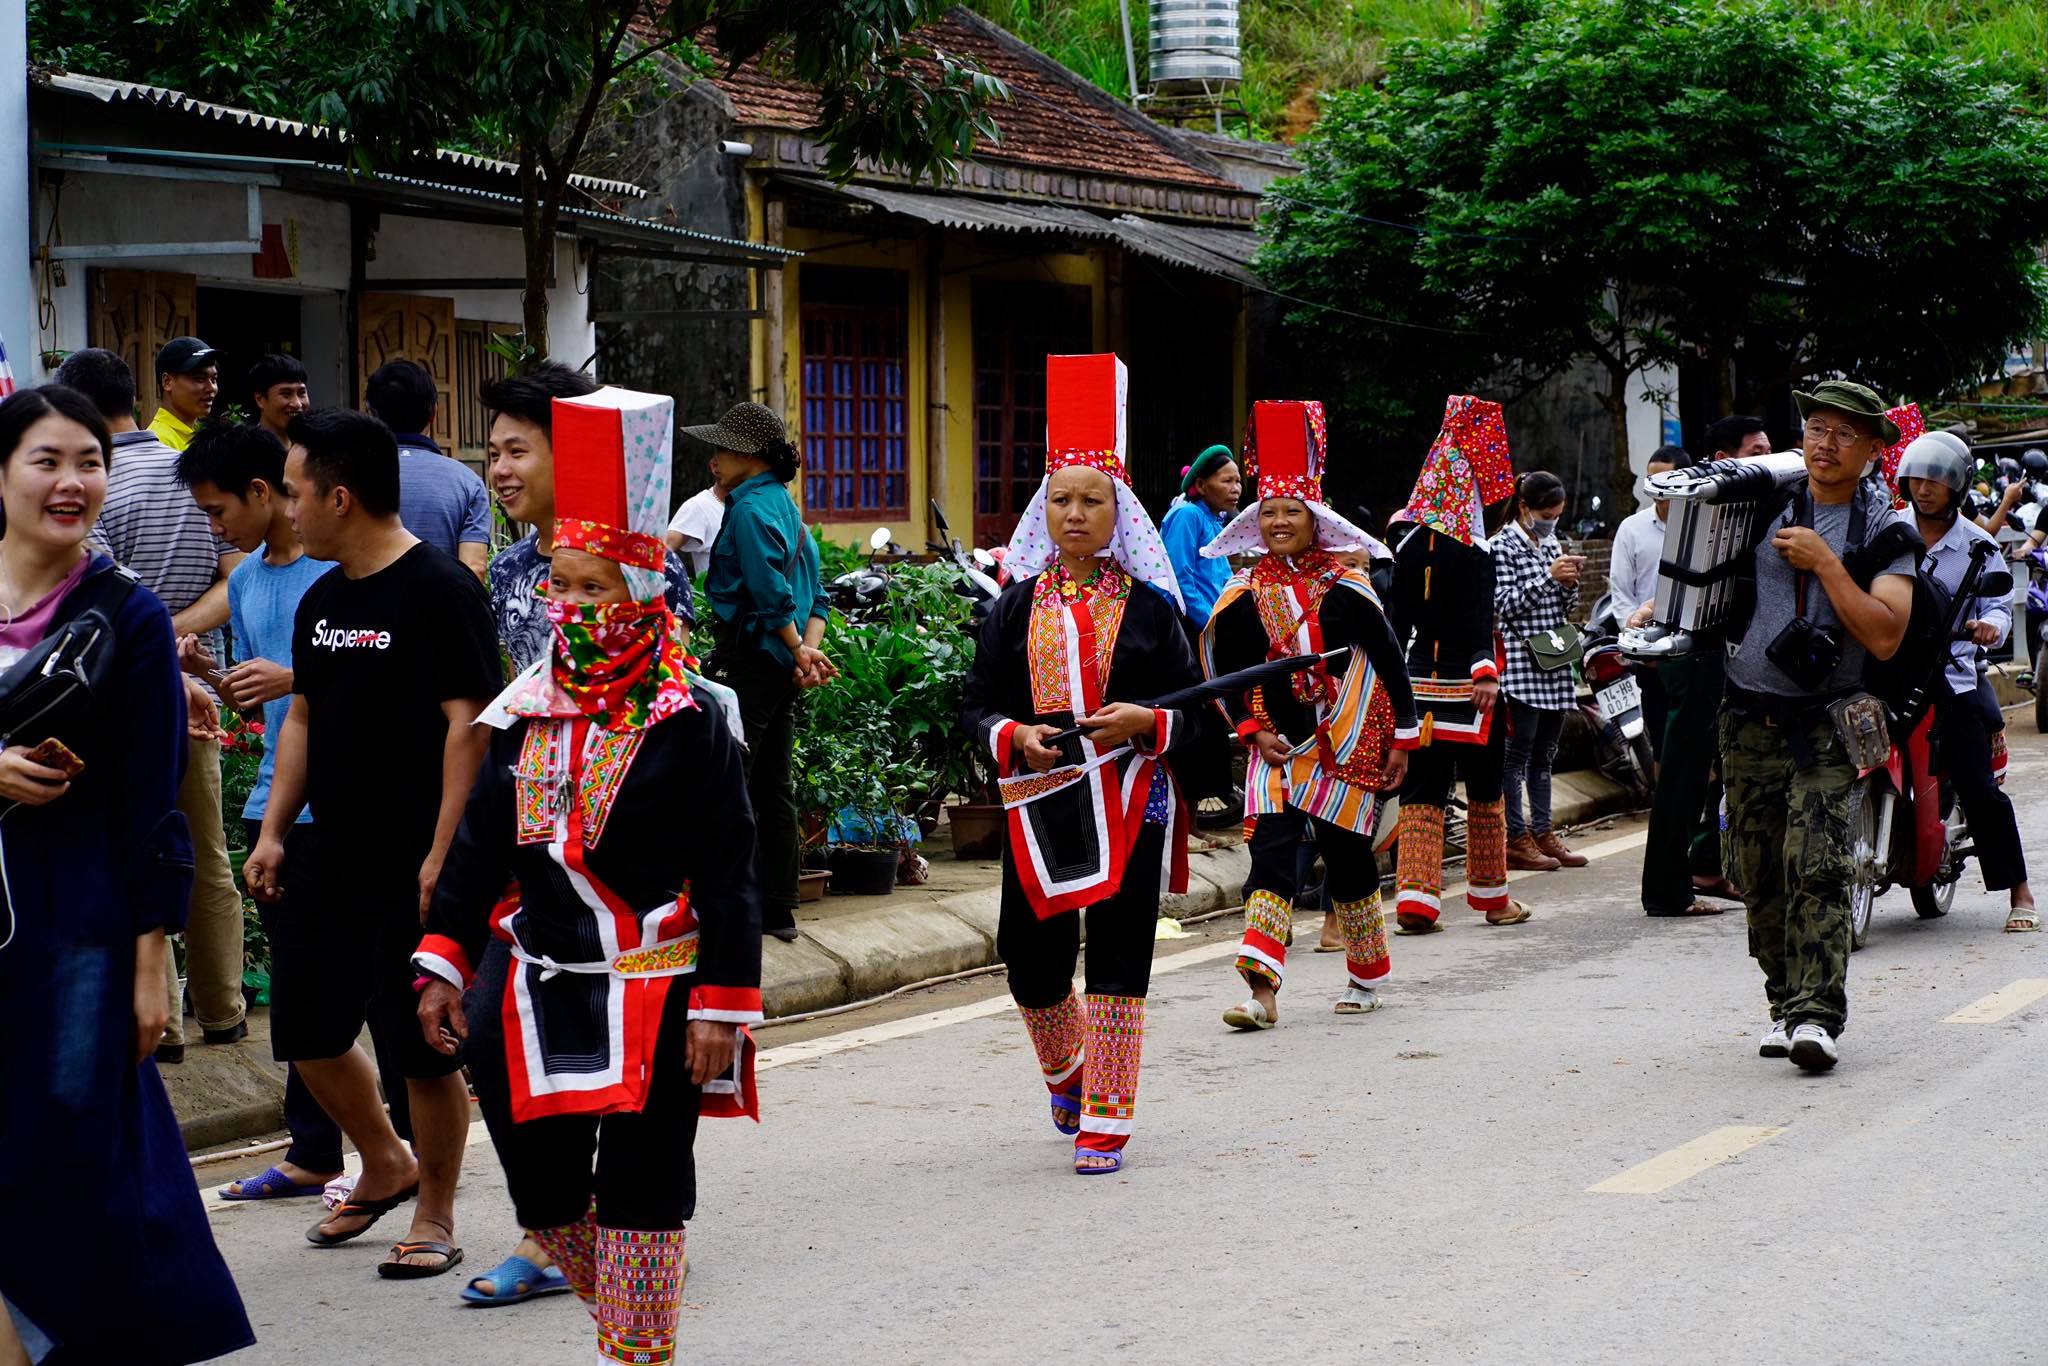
[32,0,1005,360]
[1256,0,2048,503]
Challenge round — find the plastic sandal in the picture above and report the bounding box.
[2006,906,2041,933]
[460,1255,573,1306]
[218,1165,330,1201]
[1074,1148,1124,1176]
[1222,999,1274,1031]
[304,1182,419,1246]
[1050,1089,1082,1137]
[378,1240,466,1280]
[1333,986,1382,1016]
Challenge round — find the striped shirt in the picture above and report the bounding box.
[93,429,231,664]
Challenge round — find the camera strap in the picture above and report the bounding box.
[1789,483,1869,620]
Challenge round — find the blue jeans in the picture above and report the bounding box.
[1503,697,1566,837]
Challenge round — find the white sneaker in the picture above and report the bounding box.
[1788,1022,1839,1072]
[1758,1020,1790,1058]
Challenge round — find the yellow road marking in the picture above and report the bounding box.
[1942,979,2048,1024]
[1588,1125,1785,1195]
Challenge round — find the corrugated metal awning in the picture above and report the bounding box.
[38,70,648,200]
[783,177,1260,287]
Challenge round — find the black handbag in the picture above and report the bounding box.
[0,564,139,953]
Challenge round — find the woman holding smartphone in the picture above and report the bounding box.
[1491,470,1589,872]
[0,386,253,1365]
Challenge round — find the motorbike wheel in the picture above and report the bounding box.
[1911,805,1966,920]
[1847,782,1881,951]
[1628,732,1657,792]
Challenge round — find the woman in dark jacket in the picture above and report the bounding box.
[0,385,254,1364]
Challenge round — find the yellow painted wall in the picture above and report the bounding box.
[752,197,1246,549]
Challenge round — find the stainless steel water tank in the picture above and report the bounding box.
[1148,0,1241,94]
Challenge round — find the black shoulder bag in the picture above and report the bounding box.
[0,563,140,952]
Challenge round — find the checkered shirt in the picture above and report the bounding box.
[1491,523,1579,710]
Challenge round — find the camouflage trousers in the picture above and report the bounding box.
[1720,712,1857,1035]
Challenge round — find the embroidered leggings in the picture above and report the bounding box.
[1239,808,1387,989]
[466,969,703,1232]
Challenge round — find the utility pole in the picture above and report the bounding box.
[0,0,30,379]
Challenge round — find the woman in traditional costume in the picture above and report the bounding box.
[1200,400,1419,1029]
[1387,396,1531,932]
[415,388,759,1366]
[960,352,1198,1176]
[1159,443,1244,827]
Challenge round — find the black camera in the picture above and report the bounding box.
[1765,616,1844,692]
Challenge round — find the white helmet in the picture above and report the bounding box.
[1895,430,1972,495]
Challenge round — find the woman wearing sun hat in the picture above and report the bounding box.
[684,401,832,943]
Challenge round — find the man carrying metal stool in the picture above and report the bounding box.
[1719,382,1918,1073]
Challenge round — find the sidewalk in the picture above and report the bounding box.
[171,769,1635,1150]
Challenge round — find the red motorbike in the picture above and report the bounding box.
[1847,544,2012,947]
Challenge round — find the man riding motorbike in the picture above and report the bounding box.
[1897,432,2037,932]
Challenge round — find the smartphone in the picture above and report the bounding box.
[25,737,83,778]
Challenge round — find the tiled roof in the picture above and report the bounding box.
[703,8,1235,192]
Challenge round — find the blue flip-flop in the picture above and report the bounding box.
[1050,1089,1082,1137]
[459,1254,572,1307]
[1074,1148,1124,1176]
[216,1165,329,1201]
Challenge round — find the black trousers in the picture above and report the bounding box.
[244,820,412,1168]
[709,645,799,931]
[1642,653,1726,912]
[998,821,1165,1008]
[465,960,703,1232]
[1244,808,1379,905]
[1401,713,1507,808]
[1935,679,2027,892]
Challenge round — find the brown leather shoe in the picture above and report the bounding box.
[1506,833,1560,872]
[1535,830,1589,867]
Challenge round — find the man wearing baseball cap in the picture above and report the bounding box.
[1721,380,1919,1073]
[150,335,220,451]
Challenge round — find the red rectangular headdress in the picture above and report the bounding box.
[551,387,676,571]
[1045,353,1130,485]
[1243,400,1328,505]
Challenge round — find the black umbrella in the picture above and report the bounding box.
[1042,648,1349,746]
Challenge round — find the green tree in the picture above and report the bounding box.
[32,0,1005,360]
[1257,0,2048,508]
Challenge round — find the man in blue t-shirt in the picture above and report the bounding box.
[174,422,413,1202]
[368,359,493,581]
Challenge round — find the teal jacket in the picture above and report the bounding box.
[706,473,828,666]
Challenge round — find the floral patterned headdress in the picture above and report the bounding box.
[1877,402,1925,510]
[1388,395,1515,548]
[1201,400,1390,560]
[1002,353,1183,609]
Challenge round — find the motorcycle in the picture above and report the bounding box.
[827,526,900,623]
[1846,543,2012,947]
[2010,540,2048,735]
[1579,591,1656,802]
[925,500,1003,623]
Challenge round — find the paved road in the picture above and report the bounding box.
[203,728,2048,1364]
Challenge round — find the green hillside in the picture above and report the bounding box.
[972,0,2048,139]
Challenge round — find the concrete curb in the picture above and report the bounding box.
[175,781,1636,1151]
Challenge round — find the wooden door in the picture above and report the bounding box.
[88,269,197,423]
[357,292,457,450]
[970,280,1092,548]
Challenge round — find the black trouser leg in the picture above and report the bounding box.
[1642,653,1722,912]
[712,648,799,933]
[996,823,1166,1006]
[1937,684,2027,892]
[1243,807,1309,904]
[470,986,703,1231]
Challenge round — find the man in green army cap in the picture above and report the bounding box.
[1719,380,1919,1072]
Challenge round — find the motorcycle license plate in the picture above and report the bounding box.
[1595,674,1642,722]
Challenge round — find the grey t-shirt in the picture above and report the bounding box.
[1726,491,1915,698]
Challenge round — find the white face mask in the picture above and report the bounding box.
[1526,516,1559,540]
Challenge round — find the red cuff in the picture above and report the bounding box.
[1471,659,1499,682]
[412,934,474,991]
[1234,716,1264,742]
[689,983,765,1023]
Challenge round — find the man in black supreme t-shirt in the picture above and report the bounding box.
[245,408,500,1279]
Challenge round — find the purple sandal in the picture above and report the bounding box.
[218,1165,330,1201]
